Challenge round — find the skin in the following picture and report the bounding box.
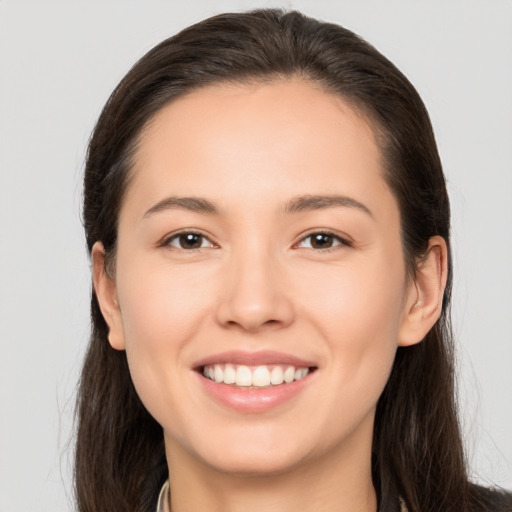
[93,80,447,512]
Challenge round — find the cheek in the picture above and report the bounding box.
[117,255,215,344]
[296,255,406,401]
[299,253,406,338]
[114,257,216,418]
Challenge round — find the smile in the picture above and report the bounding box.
[194,351,318,412]
[202,364,311,388]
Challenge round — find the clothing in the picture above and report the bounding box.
[156,479,408,512]
[156,480,170,512]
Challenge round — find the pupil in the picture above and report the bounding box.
[312,234,332,248]
[180,233,202,248]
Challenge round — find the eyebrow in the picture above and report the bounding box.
[284,195,373,217]
[143,196,219,218]
[142,194,372,219]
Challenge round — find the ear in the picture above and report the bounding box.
[91,241,126,350]
[398,236,448,347]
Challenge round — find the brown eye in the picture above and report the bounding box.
[297,232,348,250]
[166,232,213,249]
[310,233,334,248]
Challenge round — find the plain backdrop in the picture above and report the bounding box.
[0,1,511,511]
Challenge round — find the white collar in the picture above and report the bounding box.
[156,479,408,511]
[156,480,170,512]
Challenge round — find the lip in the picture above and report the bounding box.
[192,350,317,369]
[193,350,318,413]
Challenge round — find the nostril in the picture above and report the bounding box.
[214,278,295,332]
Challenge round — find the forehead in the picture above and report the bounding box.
[124,79,395,220]
[140,79,378,158]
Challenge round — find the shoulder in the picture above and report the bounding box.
[469,484,512,511]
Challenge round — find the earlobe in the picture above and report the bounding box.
[91,241,126,351]
[398,236,448,347]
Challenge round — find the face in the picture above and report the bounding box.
[96,80,424,477]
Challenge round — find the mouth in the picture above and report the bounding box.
[192,351,318,412]
[199,363,315,388]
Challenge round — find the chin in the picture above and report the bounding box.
[202,446,308,477]
[173,422,314,477]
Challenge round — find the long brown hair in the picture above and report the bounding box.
[76,9,511,512]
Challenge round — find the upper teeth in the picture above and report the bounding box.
[202,364,310,387]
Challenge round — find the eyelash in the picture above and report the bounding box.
[161,230,217,250]
[294,230,352,251]
[161,229,352,252]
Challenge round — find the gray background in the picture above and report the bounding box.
[0,1,511,510]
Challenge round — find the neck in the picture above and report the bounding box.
[164,432,377,512]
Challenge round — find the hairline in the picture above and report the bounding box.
[105,73,412,277]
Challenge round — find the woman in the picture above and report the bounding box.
[75,9,511,512]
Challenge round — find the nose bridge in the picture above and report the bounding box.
[215,235,294,332]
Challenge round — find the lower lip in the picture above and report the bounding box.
[196,372,314,413]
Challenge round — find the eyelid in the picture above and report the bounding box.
[158,228,351,251]
[160,229,218,249]
[293,229,353,250]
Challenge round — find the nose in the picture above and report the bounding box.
[214,249,295,333]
